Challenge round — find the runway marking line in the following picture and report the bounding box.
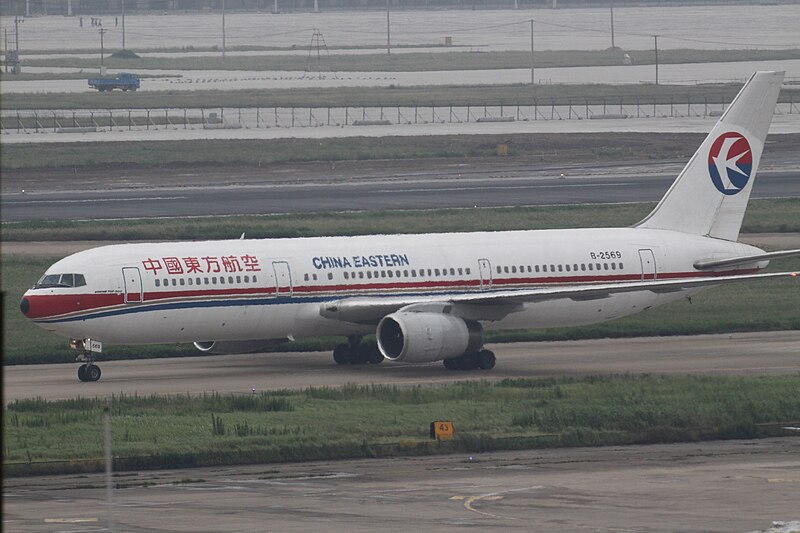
[768,478,800,483]
[44,517,99,523]
[451,485,545,520]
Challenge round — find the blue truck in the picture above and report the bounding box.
[88,72,140,92]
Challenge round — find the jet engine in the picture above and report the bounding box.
[193,339,285,355]
[376,312,483,363]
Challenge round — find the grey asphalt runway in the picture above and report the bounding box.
[3,438,798,532]
[5,331,800,402]
[2,163,799,222]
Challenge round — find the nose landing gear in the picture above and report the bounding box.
[77,363,102,382]
[71,338,104,382]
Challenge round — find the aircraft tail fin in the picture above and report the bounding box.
[636,71,784,241]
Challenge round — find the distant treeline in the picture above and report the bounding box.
[3,0,795,17]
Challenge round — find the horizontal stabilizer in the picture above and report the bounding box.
[694,249,800,270]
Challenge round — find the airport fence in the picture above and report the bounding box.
[2,97,798,134]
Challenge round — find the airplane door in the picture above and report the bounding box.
[272,261,292,297]
[638,249,657,281]
[122,267,143,303]
[478,258,493,290]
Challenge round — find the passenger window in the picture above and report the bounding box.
[388,271,393,278]
[411,269,417,277]
[252,275,257,282]
[604,263,609,270]
[344,272,350,279]
[212,277,217,284]
[588,264,593,271]
[550,264,555,272]
[367,271,372,279]
[188,278,193,286]
[155,279,160,287]
[535,265,540,273]
[619,262,624,269]
[328,273,333,280]
[558,265,563,272]
[511,266,517,273]
[611,263,616,270]
[359,272,364,279]
[180,278,185,286]
[527,266,532,273]
[312,274,317,281]
[197,277,202,285]
[565,265,571,272]
[596,263,601,270]
[581,264,586,271]
[204,277,210,284]
[435,269,440,276]
[496,266,502,274]
[220,277,225,284]
[458,268,463,275]
[304,273,309,281]
[228,276,233,284]
[404,270,409,277]
[450,268,455,275]
[465,268,471,275]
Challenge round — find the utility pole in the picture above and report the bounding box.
[530,19,535,86]
[122,0,126,50]
[610,0,615,49]
[14,16,21,55]
[222,0,226,61]
[386,0,391,56]
[103,403,114,533]
[99,27,106,71]
[653,34,659,85]
[4,28,8,73]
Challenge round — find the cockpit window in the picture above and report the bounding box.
[34,273,87,289]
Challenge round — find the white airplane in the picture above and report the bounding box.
[20,71,799,382]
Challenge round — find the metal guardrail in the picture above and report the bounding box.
[2,99,798,134]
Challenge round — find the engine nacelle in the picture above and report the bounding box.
[376,312,483,363]
[193,339,286,355]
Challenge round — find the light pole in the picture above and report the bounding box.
[530,19,535,86]
[386,0,391,56]
[653,34,659,85]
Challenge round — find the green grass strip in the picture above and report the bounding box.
[4,375,799,476]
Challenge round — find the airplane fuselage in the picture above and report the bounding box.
[23,227,763,345]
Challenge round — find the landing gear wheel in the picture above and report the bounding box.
[478,350,496,370]
[333,344,349,365]
[443,358,459,370]
[77,364,88,382]
[367,344,384,365]
[85,364,101,382]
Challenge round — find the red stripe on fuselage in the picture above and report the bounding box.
[24,268,760,320]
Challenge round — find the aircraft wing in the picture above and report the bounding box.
[320,271,798,324]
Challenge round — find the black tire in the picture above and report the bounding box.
[443,358,459,370]
[347,345,368,365]
[367,345,384,364]
[478,350,496,370]
[333,344,349,365]
[77,364,88,382]
[86,364,101,382]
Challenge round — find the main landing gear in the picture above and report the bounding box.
[332,336,384,365]
[443,349,496,371]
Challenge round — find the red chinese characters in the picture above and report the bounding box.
[141,254,261,275]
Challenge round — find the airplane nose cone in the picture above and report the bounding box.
[20,297,30,316]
